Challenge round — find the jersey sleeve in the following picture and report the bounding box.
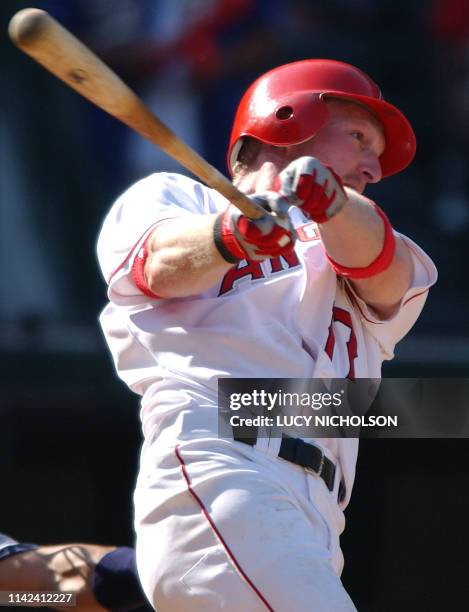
[96,173,226,305]
[344,233,438,360]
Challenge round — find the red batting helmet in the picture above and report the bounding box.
[227,59,416,178]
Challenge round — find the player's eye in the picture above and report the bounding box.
[351,131,364,142]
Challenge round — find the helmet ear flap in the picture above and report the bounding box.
[267,92,329,145]
[229,94,330,174]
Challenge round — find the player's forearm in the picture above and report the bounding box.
[318,188,413,315]
[318,188,385,265]
[0,544,115,612]
[144,214,233,298]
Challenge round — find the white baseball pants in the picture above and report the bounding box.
[134,437,357,611]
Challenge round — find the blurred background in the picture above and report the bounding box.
[1,1,469,610]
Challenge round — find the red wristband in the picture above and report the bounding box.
[325,205,396,279]
[131,236,163,298]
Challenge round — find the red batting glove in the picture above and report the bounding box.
[274,157,347,223]
[214,193,295,263]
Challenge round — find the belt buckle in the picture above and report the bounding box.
[305,447,325,478]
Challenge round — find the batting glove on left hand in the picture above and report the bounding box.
[214,192,295,263]
[275,156,347,223]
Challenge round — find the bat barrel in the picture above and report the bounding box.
[8,8,265,219]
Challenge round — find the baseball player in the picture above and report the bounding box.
[0,533,150,611]
[97,59,437,611]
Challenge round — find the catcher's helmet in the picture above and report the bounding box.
[228,59,416,178]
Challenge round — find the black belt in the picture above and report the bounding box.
[234,433,336,492]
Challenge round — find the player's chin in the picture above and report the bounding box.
[344,181,365,195]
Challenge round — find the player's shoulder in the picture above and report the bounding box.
[135,171,202,191]
[114,172,228,214]
[118,171,203,201]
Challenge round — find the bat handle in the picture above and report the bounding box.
[205,172,266,220]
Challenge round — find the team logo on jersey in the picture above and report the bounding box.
[219,251,301,296]
[296,222,320,242]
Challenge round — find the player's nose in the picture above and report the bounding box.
[360,150,382,185]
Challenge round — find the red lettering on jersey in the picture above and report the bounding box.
[324,307,357,380]
[325,321,335,357]
[269,250,301,273]
[296,223,319,242]
[218,260,265,295]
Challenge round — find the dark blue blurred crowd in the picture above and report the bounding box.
[2,0,469,357]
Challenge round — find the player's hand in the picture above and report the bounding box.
[275,156,347,223]
[216,193,295,262]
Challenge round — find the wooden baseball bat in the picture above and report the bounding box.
[8,8,265,219]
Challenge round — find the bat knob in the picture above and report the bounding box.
[8,8,50,48]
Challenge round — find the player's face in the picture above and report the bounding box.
[297,99,386,194]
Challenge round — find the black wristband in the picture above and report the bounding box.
[213,213,242,264]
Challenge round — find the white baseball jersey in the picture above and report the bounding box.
[97,172,437,506]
